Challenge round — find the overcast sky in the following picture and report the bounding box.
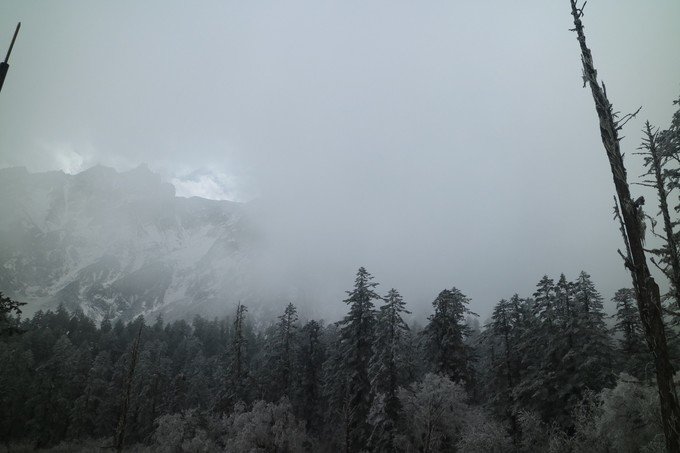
[1,1,679,319]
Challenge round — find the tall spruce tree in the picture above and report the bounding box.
[226,302,249,406]
[298,320,326,433]
[321,324,351,449]
[553,273,582,417]
[337,267,380,452]
[555,274,576,343]
[264,303,300,401]
[368,288,411,452]
[571,271,615,391]
[514,276,561,421]
[27,334,77,447]
[612,288,650,379]
[276,303,299,397]
[0,292,25,336]
[533,275,557,328]
[484,297,522,418]
[421,287,476,385]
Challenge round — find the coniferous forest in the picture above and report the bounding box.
[2,1,680,452]
[0,266,678,452]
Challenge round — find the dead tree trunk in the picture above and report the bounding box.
[115,320,144,452]
[0,23,20,95]
[568,1,680,450]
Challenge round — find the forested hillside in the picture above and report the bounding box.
[0,268,673,452]
[0,165,258,322]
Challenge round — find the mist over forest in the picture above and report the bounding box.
[1,0,680,452]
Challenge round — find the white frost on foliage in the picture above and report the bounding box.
[222,398,311,453]
[398,373,467,452]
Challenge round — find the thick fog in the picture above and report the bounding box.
[1,1,679,319]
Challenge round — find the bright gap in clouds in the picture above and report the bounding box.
[171,169,248,202]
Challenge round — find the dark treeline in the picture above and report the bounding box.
[1,267,675,452]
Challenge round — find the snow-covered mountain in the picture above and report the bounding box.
[0,165,266,322]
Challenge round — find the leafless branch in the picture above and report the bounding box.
[615,106,643,131]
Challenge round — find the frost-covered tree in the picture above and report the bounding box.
[368,288,411,452]
[457,406,512,453]
[26,334,77,446]
[398,373,468,453]
[297,320,325,433]
[597,374,665,452]
[533,275,557,328]
[70,350,114,439]
[263,303,299,399]
[486,298,517,394]
[154,409,218,452]
[126,339,173,442]
[515,274,614,425]
[336,267,380,452]
[571,271,615,391]
[482,294,530,442]
[521,275,576,422]
[555,274,576,336]
[222,398,314,453]
[513,276,562,422]
[638,116,680,310]
[515,374,666,453]
[321,323,348,442]
[612,288,650,379]
[421,287,476,385]
[224,302,250,407]
[0,292,25,336]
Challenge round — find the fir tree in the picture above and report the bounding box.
[513,276,561,421]
[571,271,615,391]
[298,320,326,433]
[481,294,533,444]
[321,324,350,447]
[0,292,26,336]
[555,273,576,342]
[368,288,411,452]
[70,351,114,439]
[422,287,476,385]
[612,288,650,379]
[486,298,518,410]
[337,267,380,452]
[26,334,76,446]
[0,341,34,443]
[273,303,299,399]
[229,302,249,405]
[533,275,557,327]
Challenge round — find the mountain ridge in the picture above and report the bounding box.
[0,165,265,322]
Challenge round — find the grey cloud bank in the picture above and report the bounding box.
[1,0,679,318]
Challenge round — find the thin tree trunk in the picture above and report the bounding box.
[568,2,680,451]
[115,321,143,452]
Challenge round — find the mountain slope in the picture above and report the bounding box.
[0,165,261,321]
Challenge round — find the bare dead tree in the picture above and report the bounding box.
[232,302,247,387]
[635,122,680,310]
[568,1,680,450]
[114,319,144,452]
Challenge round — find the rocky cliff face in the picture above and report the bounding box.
[0,165,262,321]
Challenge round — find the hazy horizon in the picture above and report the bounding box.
[1,1,679,320]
